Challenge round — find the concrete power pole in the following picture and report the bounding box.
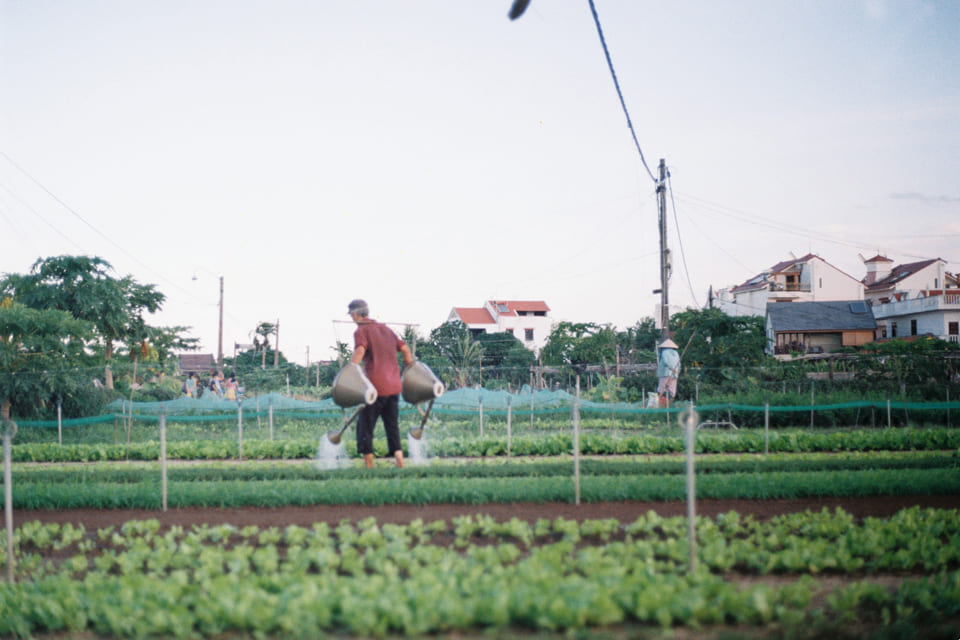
[217,276,224,371]
[274,318,280,367]
[657,159,671,339]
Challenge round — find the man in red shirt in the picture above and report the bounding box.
[349,299,414,468]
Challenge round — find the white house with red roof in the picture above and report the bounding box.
[447,300,551,353]
[716,254,864,317]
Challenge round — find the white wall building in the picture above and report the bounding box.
[716,254,864,317]
[863,256,959,342]
[447,300,552,353]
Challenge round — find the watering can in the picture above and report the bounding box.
[327,363,378,444]
[402,361,444,439]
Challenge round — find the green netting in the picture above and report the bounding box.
[13,385,960,428]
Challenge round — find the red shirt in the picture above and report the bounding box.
[353,320,405,396]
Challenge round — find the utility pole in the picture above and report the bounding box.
[657,158,671,339]
[274,318,280,367]
[217,276,224,371]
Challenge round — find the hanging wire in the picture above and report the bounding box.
[587,0,657,185]
[667,169,702,309]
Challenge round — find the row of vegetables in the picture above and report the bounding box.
[4,455,959,509]
[1,507,958,637]
[8,426,960,462]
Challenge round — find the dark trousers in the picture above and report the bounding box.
[356,394,401,455]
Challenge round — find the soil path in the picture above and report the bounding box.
[15,494,959,530]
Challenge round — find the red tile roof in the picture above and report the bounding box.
[488,300,550,316]
[452,307,495,325]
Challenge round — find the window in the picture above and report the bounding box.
[496,303,509,313]
[911,319,918,336]
[949,322,958,336]
[524,328,534,341]
[891,322,898,337]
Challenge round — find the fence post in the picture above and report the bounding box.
[57,397,63,447]
[764,400,770,456]
[506,395,512,457]
[479,395,484,438]
[809,380,815,429]
[238,400,244,460]
[269,399,274,441]
[683,406,699,572]
[886,397,892,429]
[948,387,951,429]
[160,410,168,512]
[529,388,534,431]
[3,419,16,583]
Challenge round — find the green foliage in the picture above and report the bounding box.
[541,321,618,367]
[0,300,94,420]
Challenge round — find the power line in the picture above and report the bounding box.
[666,170,702,309]
[587,0,657,185]
[0,151,195,298]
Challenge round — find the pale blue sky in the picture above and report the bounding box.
[2,1,958,364]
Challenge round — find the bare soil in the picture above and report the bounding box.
[15,494,959,530]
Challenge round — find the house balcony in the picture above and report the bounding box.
[872,293,960,320]
[770,282,811,292]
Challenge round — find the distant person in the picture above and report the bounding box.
[184,372,198,398]
[348,299,414,469]
[657,338,681,407]
[224,375,237,401]
[208,370,223,398]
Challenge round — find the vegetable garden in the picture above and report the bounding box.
[2,388,959,638]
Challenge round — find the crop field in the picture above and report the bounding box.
[2,411,960,639]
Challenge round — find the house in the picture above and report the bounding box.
[447,300,551,353]
[862,256,949,304]
[716,254,864,317]
[178,353,216,375]
[860,256,959,343]
[765,300,877,356]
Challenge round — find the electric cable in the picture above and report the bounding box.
[666,169,702,309]
[0,151,195,298]
[587,0,657,185]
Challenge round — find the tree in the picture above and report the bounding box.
[0,255,169,390]
[475,331,536,386]
[668,308,766,385]
[252,321,278,368]
[0,299,93,421]
[540,321,618,368]
[420,321,483,388]
[617,318,660,362]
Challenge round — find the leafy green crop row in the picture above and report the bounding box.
[6,451,958,485]
[8,427,960,463]
[2,508,958,638]
[7,467,960,510]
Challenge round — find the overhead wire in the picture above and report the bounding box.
[666,169,702,309]
[0,151,196,298]
[587,0,657,185]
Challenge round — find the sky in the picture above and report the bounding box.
[2,0,958,367]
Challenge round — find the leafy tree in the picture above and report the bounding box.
[476,331,536,387]
[252,321,278,368]
[0,255,172,389]
[616,318,660,363]
[0,299,93,421]
[540,321,618,368]
[669,308,767,386]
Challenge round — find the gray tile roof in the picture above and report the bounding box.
[766,301,876,332]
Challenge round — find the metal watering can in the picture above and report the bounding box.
[327,363,378,445]
[402,361,444,440]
